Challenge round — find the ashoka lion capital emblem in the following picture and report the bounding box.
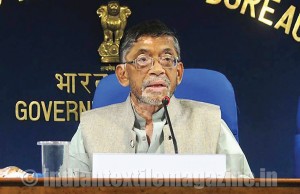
[97,1,131,63]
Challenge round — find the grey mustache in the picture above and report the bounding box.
[142,77,171,88]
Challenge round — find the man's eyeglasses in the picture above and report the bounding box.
[124,54,179,71]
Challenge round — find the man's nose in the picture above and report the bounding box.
[149,59,165,75]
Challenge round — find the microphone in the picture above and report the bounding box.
[162,96,178,154]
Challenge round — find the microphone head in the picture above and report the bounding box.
[162,96,170,106]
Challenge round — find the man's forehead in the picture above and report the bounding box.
[125,35,177,60]
[131,36,176,52]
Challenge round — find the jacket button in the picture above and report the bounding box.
[168,136,172,140]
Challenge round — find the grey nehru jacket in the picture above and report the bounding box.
[68,96,254,178]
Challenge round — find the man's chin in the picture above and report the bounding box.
[138,96,163,106]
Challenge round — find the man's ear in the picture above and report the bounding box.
[115,64,129,87]
[176,62,184,85]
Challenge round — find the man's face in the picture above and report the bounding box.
[124,35,184,106]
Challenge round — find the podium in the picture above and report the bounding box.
[1,178,300,194]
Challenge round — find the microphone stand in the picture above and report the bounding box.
[162,97,178,154]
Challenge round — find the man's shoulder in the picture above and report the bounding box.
[176,98,220,111]
[81,101,128,120]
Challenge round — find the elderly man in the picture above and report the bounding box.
[68,20,253,178]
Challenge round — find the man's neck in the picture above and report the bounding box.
[130,93,163,122]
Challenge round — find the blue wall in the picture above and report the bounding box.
[0,0,299,177]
